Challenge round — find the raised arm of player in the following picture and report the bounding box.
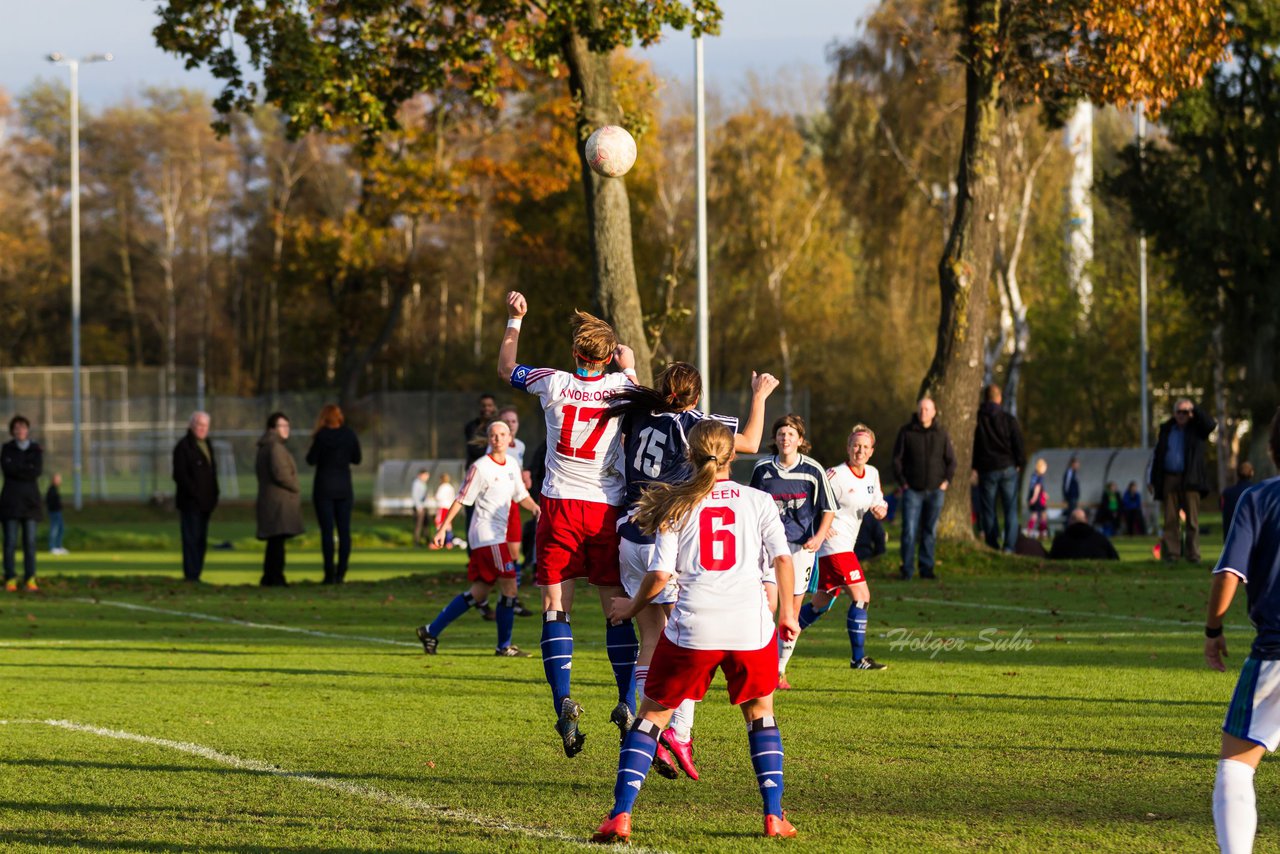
[1205,570,1240,672]
[497,291,527,382]
[734,371,781,453]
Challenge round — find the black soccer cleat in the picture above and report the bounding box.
[415,625,438,655]
[495,644,531,658]
[609,701,635,745]
[556,697,586,758]
[851,657,887,670]
[513,599,534,617]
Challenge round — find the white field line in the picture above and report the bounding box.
[0,639,127,647]
[75,598,419,648]
[0,718,668,854]
[896,596,1252,630]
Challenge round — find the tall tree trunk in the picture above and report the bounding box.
[920,0,1003,539]
[115,197,144,368]
[471,206,487,364]
[561,25,654,385]
[1247,318,1278,477]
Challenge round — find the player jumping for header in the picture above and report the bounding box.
[499,291,639,758]
[594,419,800,843]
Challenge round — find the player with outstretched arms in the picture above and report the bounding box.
[498,291,640,757]
[593,419,800,843]
[749,414,836,690]
[415,420,540,656]
[1205,410,1280,854]
[792,423,889,671]
[603,360,778,780]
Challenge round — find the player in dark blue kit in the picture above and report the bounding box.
[1206,410,1280,853]
[749,414,835,690]
[603,361,777,780]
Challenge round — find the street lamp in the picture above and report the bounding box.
[46,51,113,510]
[693,19,710,411]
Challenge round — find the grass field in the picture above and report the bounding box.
[0,529,1267,853]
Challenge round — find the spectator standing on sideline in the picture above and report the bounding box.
[306,405,362,584]
[1150,398,1217,563]
[256,412,303,587]
[1096,481,1122,536]
[973,384,1026,552]
[1121,481,1146,536]
[46,473,66,555]
[1222,461,1256,537]
[172,411,219,582]
[892,397,956,580]
[1,416,43,592]
[411,469,432,546]
[1063,456,1081,516]
[1049,509,1120,561]
[463,393,498,468]
[433,473,457,548]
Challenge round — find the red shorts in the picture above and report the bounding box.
[467,542,517,585]
[644,631,779,708]
[534,497,621,587]
[817,552,865,593]
[506,501,522,543]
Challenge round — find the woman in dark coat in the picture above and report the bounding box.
[305,404,362,584]
[255,412,303,587]
[1,415,43,591]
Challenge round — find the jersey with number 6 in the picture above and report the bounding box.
[650,481,791,651]
[510,365,630,505]
[817,463,884,557]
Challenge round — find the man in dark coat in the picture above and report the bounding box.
[463,393,497,467]
[1221,461,1255,538]
[1062,456,1081,516]
[972,384,1027,552]
[256,412,303,587]
[1149,398,1217,562]
[1,415,43,591]
[892,397,956,580]
[1049,509,1120,561]
[173,411,220,582]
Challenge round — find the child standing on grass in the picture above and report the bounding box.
[1027,458,1049,539]
[46,473,66,555]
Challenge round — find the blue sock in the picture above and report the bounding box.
[748,717,785,817]
[798,602,822,630]
[427,592,476,637]
[610,719,660,817]
[541,611,574,714]
[496,595,516,650]
[848,601,867,661]
[605,620,639,711]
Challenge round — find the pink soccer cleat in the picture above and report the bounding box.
[660,729,699,781]
[592,812,631,843]
[652,740,679,780]
[764,811,798,838]
[777,673,792,691]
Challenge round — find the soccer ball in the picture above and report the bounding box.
[585,125,637,178]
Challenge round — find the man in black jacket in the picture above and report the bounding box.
[892,397,956,580]
[1049,509,1120,561]
[1221,461,1255,537]
[1150,398,1217,562]
[173,411,219,582]
[972,384,1027,552]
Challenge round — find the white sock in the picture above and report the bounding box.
[670,699,696,741]
[635,665,649,706]
[1215,758,1257,854]
[778,637,798,674]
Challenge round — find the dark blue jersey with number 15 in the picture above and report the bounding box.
[618,409,738,543]
[749,455,836,546]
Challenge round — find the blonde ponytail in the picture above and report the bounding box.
[633,420,735,535]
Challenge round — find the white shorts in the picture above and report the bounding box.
[1224,656,1280,751]
[790,547,816,593]
[619,538,678,605]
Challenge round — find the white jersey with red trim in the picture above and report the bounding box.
[817,463,885,557]
[510,365,630,504]
[457,454,529,547]
[650,481,791,651]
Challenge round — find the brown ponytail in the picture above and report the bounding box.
[603,361,702,423]
[633,419,735,535]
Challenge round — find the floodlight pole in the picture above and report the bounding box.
[48,51,112,510]
[1137,103,1150,448]
[694,25,710,411]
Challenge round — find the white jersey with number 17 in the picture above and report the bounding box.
[510,365,630,505]
[650,481,791,651]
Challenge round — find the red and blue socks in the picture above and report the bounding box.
[747,716,785,818]
[848,601,868,662]
[605,620,639,712]
[610,718,660,817]
[427,591,485,637]
[496,594,516,650]
[542,610,574,714]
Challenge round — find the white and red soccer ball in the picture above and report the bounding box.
[585,125,637,178]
